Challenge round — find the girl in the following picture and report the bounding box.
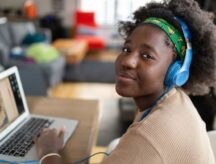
[35,0,216,163]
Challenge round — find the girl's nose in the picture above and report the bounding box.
[121,52,139,69]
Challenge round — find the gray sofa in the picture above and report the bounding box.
[0,18,65,87]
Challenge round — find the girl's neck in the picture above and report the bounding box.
[134,88,165,112]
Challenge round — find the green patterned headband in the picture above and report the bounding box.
[143,17,186,60]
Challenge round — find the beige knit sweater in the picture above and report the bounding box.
[102,88,215,164]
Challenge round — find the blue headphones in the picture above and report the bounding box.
[164,16,193,87]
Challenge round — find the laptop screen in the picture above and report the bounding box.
[0,73,25,133]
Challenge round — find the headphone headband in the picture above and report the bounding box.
[164,16,193,87]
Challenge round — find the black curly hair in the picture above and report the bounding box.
[118,0,216,95]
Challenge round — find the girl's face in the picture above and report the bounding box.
[115,25,174,98]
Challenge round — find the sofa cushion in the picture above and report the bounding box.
[0,23,13,47]
[64,60,115,83]
[10,22,36,46]
[26,43,60,63]
[6,55,65,87]
[0,42,10,64]
[22,33,46,45]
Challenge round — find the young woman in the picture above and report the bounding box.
[35,0,216,163]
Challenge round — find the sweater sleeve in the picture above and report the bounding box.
[102,126,164,164]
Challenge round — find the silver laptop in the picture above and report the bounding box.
[0,66,78,161]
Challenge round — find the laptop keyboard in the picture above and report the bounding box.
[0,117,53,157]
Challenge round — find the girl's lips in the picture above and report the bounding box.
[116,72,136,82]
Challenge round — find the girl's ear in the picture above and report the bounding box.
[172,52,178,61]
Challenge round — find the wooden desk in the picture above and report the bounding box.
[27,96,99,164]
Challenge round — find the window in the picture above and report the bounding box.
[80,0,162,25]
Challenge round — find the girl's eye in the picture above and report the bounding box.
[122,47,131,53]
[142,53,153,60]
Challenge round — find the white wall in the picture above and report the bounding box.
[0,0,53,14]
[0,0,80,27]
[62,0,80,27]
[0,0,26,8]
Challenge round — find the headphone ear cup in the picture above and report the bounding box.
[164,61,182,87]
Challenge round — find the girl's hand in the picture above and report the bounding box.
[34,127,65,158]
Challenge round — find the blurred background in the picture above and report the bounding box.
[0,0,215,162]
